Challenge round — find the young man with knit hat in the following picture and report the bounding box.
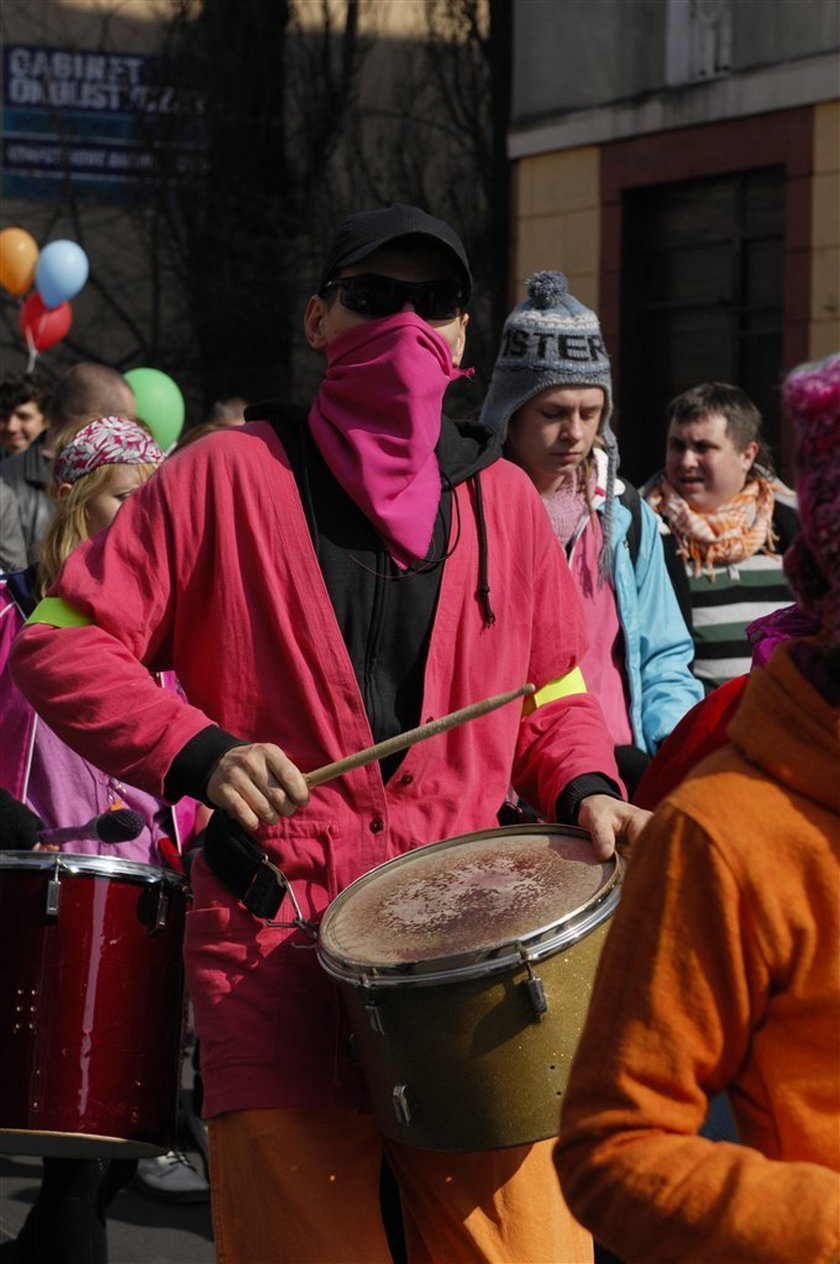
[554,353,840,1264]
[643,382,800,690]
[481,271,702,796]
[12,206,649,1263]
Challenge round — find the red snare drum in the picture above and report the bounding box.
[0,852,187,1158]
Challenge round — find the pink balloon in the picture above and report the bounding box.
[19,291,72,352]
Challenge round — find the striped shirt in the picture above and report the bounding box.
[688,550,794,689]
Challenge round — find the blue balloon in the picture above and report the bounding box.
[35,239,89,309]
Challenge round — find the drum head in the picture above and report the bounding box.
[320,825,617,982]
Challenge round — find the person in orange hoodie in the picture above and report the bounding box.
[554,352,840,1264]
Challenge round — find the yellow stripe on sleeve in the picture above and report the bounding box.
[522,666,587,715]
[26,597,92,628]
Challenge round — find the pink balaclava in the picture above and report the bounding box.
[308,312,469,569]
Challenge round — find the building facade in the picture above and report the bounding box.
[509,0,840,482]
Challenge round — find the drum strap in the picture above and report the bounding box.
[202,812,319,938]
[202,811,288,920]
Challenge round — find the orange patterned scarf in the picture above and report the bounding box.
[647,475,777,576]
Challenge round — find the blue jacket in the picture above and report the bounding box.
[588,476,703,753]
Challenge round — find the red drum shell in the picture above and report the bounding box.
[0,852,187,1158]
[318,825,621,1152]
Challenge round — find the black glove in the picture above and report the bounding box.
[0,787,45,850]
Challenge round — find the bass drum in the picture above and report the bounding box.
[318,824,621,1151]
[0,852,187,1158]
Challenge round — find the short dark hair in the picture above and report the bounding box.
[666,380,776,475]
[0,371,51,422]
[666,382,763,452]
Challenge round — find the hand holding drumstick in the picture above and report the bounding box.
[206,685,535,833]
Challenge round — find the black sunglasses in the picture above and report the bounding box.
[321,274,467,321]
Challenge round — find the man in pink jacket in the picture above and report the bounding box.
[12,205,648,1263]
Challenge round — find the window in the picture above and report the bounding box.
[666,0,732,86]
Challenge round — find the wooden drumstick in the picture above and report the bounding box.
[305,683,536,789]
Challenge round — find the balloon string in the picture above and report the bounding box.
[25,331,38,374]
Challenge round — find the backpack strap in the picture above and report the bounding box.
[618,482,643,568]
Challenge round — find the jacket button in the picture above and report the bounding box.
[399,774,413,786]
[369,816,384,833]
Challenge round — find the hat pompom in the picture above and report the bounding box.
[527,271,568,310]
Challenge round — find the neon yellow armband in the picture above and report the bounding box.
[26,597,92,628]
[522,666,587,715]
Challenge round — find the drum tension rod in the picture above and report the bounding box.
[517,944,548,1020]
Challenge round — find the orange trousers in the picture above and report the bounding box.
[209,1107,593,1264]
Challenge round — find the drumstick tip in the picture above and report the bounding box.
[522,682,536,695]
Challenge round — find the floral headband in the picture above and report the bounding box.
[53,416,165,486]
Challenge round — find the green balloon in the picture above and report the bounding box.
[124,367,185,452]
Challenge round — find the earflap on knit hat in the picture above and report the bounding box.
[479,270,619,584]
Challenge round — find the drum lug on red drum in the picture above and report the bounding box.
[45,868,62,917]
[151,886,171,934]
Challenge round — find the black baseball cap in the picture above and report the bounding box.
[318,203,472,302]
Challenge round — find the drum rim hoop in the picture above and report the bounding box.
[0,850,187,889]
[318,824,621,987]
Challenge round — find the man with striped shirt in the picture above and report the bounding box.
[644,382,799,690]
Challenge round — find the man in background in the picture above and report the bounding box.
[0,372,51,459]
[0,362,135,564]
[643,382,799,690]
[556,354,840,1264]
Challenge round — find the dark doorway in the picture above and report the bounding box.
[618,166,785,485]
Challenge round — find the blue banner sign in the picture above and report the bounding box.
[2,44,204,199]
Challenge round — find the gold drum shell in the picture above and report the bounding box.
[318,824,621,1151]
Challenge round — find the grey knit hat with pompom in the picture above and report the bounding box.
[479,270,618,584]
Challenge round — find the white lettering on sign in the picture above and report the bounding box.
[5,45,178,115]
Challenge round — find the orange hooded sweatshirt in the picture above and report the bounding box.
[555,643,840,1263]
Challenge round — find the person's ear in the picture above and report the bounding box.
[303,295,329,351]
[54,481,73,502]
[451,312,469,367]
[742,440,759,472]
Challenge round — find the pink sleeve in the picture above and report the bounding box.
[510,495,621,812]
[11,461,217,798]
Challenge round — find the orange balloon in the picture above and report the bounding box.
[0,227,39,297]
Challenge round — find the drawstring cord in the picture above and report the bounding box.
[470,472,496,626]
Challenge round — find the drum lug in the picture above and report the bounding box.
[392,1083,416,1126]
[523,973,548,1020]
[361,978,389,1034]
[365,997,389,1035]
[517,945,549,1021]
[151,886,170,934]
[45,864,62,917]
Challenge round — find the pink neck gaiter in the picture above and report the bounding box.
[308,312,467,569]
